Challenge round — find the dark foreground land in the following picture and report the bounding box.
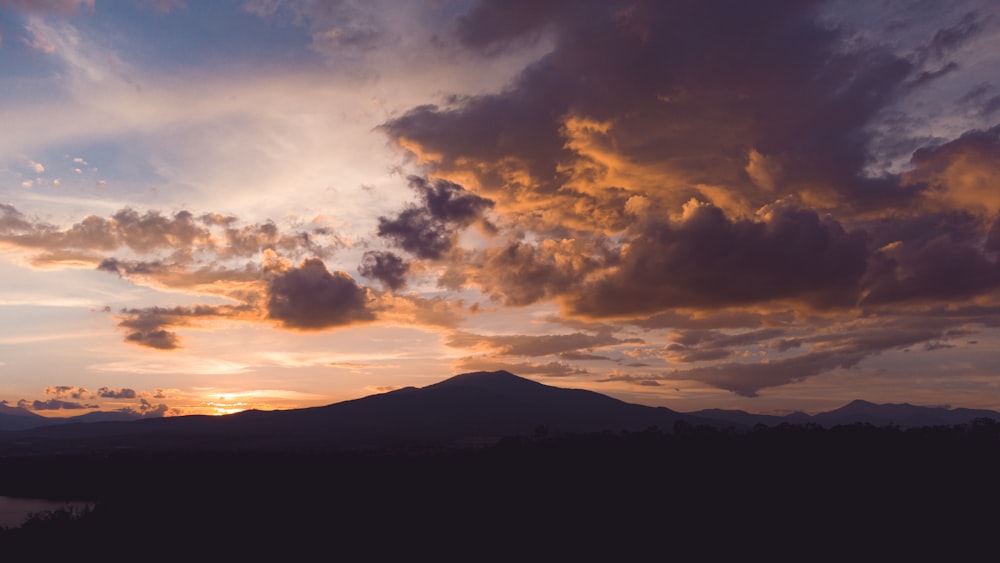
[1,421,998,560]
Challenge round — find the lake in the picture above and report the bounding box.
[0,496,93,529]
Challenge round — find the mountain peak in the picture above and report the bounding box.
[840,399,879,410]
[424,370,556,398]
[0,403,44,419]
[433,370,523,386]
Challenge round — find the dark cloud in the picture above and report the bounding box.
[983,95,1000,117]
[124,329,181,350]
[623,317,973,396]
[117,304,252,350]
[598,372,663,387]
[453,0,569,54]
[669,350,867,397]
[98,387,137,399]
[22,398,99,410]
[358,250,410,291]
[920,11,983,62]
[903,126,1000,216]
[627,310,796,330]
[98,258,174,280]
[377,208,453,259]
[560,352,611,361]
[408,176,495,226]
[668,328,788,348]
[662,346,734,364]
[664,327,790,363]
[266,258,376,330]
[376,176,494,259]
[862,233,1000,305]
[44,385,90,399]
[567,203,869,317]
[455,239,604,306]
[120,398,175,418]
[373,0,1000,349]
[384,0,919,223]
[446,331,640,357]
[907,61,959,90]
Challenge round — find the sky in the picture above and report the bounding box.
[2,0,1000,418]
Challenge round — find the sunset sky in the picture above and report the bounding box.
[3,0,1000,418]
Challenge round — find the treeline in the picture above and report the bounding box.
[1,420,998,558]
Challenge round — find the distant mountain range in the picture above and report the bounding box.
[0,403,141,432]
[1,371,998,454]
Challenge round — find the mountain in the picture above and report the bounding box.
[691,399,1000,429]
[0,371,719,453]
[0,404,49,432]
[0,405,140,433]
[811,399,1000,428]
[3,372,999,455]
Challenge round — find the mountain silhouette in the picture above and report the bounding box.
[0,404,49,432]
[691,399,1000,429]
[3,371,999,455]
[2,371,714,453]
[0,405,139,432]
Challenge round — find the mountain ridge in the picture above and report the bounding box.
[2,372,998,453]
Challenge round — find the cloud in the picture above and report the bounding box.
[861,231,1000,305]
[376,176,495,259]
[358,250,409,291]
[374,1,1000,330]
[611,315,978,396]
[0,204,470,348]
[918,11,983,62]
[265,257,376,330]
[667,350,869,397]
[44,385,90,399]
[566,203,869,317]
[374,0,1000,335]
[383,0,918,225]
[560,352,612,361]
[904,126,1000,216]
[98,387,137,399]
[450,238,604,306]
[21,398,98,410]
[119,398,176,418]
[116,304,254,350]
[663,328,790,363]
[446,331,641,357]
[0,204,341,268]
